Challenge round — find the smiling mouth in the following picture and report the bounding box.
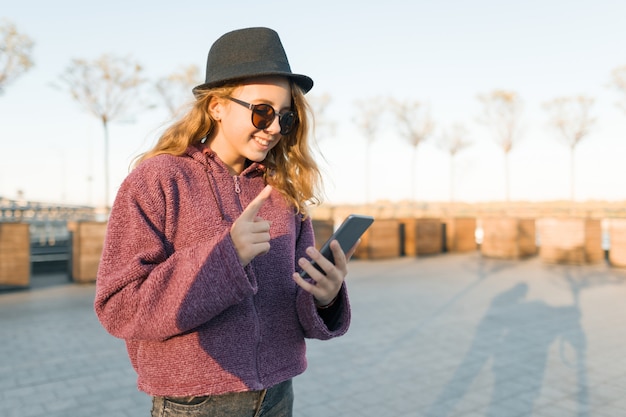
[253,136,271,147]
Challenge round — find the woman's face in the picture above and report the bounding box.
[209,76,292,175]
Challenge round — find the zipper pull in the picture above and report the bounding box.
[233,175,241,194]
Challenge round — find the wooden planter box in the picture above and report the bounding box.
[481,218,536,259]
[608,219,626,268]
[399,218,442,256]
[312,219,334,251]
[444,217,477,252]
[537,218,603,264]
[0,222,30,287]
[354,219,400,260]
[68,221,107,283]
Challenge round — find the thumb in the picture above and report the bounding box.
[240,185,273,221]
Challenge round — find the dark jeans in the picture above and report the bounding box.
[151,379,293,417]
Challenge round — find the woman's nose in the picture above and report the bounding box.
[265,114,282,134]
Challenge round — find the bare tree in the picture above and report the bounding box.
[155,64,201,117]
[390,99,434,202]
[477,90,524,202]
[543,96,595,202]
[609,65,626,114]
[56,54,147,211]
[438,123,472,203]
[307,93,336,142]
[353,98,383,204]
[0,19,34,94]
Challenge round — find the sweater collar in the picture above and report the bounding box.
[185,144,266,177]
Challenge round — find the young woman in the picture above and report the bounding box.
[94,27,354,417]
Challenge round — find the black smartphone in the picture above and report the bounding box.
[300,214,374,277]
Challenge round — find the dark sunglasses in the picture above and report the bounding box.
[228,97,297,135]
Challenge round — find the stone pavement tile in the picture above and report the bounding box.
[612,396,626,412]
[449,411,485,417]
[421,395,483,417]
[43,397,80,414]
[533,399,609,417]
[2,383,63,414]
[531,406,571,417]
[585,407,626,417]
[2,404,46,417]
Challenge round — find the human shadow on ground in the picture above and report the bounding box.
[424,265,622,417]
[371,254,521,363]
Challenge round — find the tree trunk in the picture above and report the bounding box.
[504,151,510,202]
[365,140,371,204]
[570,146,576,202]
[450,154,455,203]
[411,145,418,203]
[102,118,110,214]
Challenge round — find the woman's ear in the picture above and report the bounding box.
[208,97,223,121]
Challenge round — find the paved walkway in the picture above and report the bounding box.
[1,252,626,417]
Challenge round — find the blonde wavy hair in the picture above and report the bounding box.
[134,80,322,216]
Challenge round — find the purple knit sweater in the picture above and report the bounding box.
[94,145,350,397]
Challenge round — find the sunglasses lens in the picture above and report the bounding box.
[279,112,296,135]
[251,105,274,130]
[249,103,297,135]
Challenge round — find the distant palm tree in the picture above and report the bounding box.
[0,19,34,95]
[56,55,147,212]
[353,98,383,204]
[477,90,524,202]
[307,93,336,142]
[438,123,472,204]
[390,99,434,203]
[543,96,595,202]
[609,65,626,115]
[155,64,201,117]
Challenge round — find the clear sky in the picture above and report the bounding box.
[2,0,626,207]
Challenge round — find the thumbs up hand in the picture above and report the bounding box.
[230,185,273,266]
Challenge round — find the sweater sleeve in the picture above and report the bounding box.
[94,173,255,342]
[294,217,351,340]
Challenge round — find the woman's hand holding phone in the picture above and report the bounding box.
[293,214,372,306]
[292,239,359,307]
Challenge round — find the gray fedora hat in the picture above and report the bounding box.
[192,27,313,97]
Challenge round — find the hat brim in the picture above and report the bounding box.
[192,72,313,97]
